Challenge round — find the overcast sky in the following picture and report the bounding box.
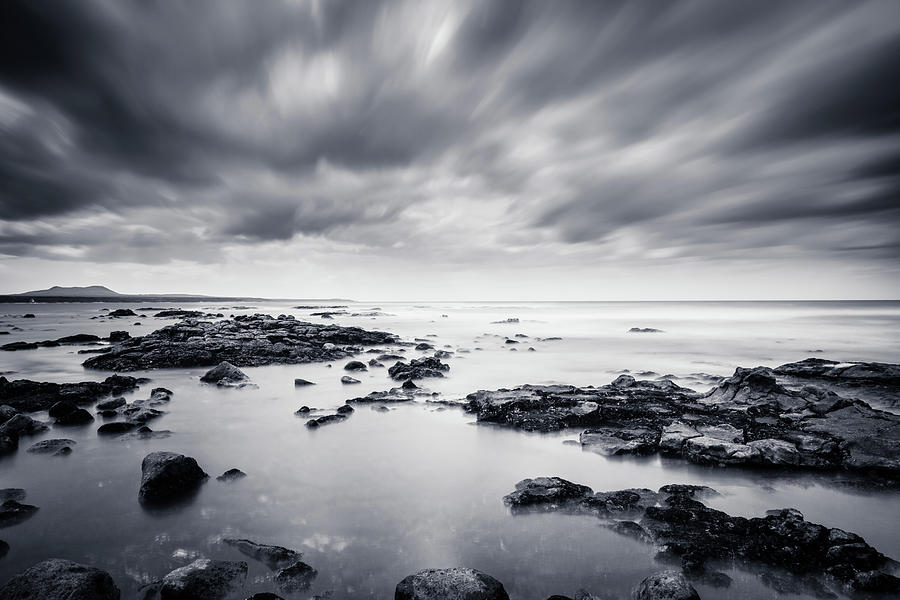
[1,0,899,300]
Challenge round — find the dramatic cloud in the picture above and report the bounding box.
[0,0,898,298]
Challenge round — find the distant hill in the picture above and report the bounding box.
[22,285,121,297]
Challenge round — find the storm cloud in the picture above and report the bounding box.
[0,0,898,298]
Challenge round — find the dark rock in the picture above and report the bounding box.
[0,374,141,412]
[336,404,354,414]
[139,451,208,504]
[632,571,699,600]
[503,477,593,509]
[347,386,436,404]
[245,595,283,600]
[98,422,140,435]
[402,380,418,390]
[0,539,7,559]
[368,359,384,367]
[217,469,246,482]
[0,558,120,599]
[55,407,95,426]
[159,558,247,600]
[273,561,317,593]
[0,414,48,437]
[378,354,404,361]
[108,330,130,342]
[109,308,137,317]
[200,361,249,386]
[0,490,25,503]
[294,379,315,386]
[344,360,367,371]
[388,357,450,380]
[83,314,397,371]
[27,438,76,456]
[96,397,127,411]
[0,342,38,351]
[22,314,35,318]
[395,568,509,600]
[223,538,301,570]
[341,376,360,384]
[305,414,347,428]
[0,405,15,422]
[295,406,311,414]
[629,327,664,333]
[414,343,434,351]
[0,499,39,528]
[55,334,102,344]
[48,400,78,418]
[0,433,18,457]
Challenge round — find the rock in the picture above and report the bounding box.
[368,359,384,367]
[139,452,208,503]
[341,376,360,384]
[414,342,434,351]
[0,433,16,457]
[108,330,130,342]
[22,314,35,318]
[0,374,141,412]
[502,477,593,509]
[1,342,38,351]
[216,469,246,482]
[293,379,315,386]
[580,427,660,456]
[346,386,436,404]
[344,360,367,371]
[159,558,247,600]
[0,539,7,559]
[388,357,450,380]
[395,568,509,600]
[0,558,120,599]
[273,560,317,593]
[336,404,354,414]
[223,539,302,570]
[245,595,284,600]
[0,414,48,437]
[0,490,25,503]
[0,405,16,422]
[98,421,140,435]
[27,438,76,456]
[200,361,249,386]
[83,314,397,371]
[0,499,39,528]
[402,380,418,390]
[628,327,664,333]
[305,414,347,428]
[55,407,95,426]
[49,400,78,418]
[109,308,137,317]
[96,397,127,411]
[632,571,699,600]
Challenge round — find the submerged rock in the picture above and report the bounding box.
[341,376,361,384]
[216,469,246,482]
[347,385,438,404]
[158,558,247,600]
[83,314,396,371]
[632,571,699,600]
[395,568,509,600]
[200,361,249,387]
[388,357,450,380]
[224,539,301,570]
[305,414,348,428]
[0,558,120,599]
[27,438,76,456]
[0,499,38,528]
[273,560,317,593]
[139,452,208,504]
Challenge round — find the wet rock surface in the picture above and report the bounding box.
[223,538,316,593]
[463,366,900,478]
[83,314,397,371]
[775,357,900,412]
[139,451,208,504]
[200,361,251,387]
[155,558,247,600]
[0,374,141,412]
[0,499,38,528]
[26,438,76,456]
[504,477,900,594]
[347,385,438,404]
[0,558,120,600]
[388,356,450,381]
[216,468,246,482]
[395,567,510,600]
[632,570,699,600]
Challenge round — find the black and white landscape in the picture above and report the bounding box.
[1,2,899,600]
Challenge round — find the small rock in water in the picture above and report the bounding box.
[628,327,664,333]
[632,570,700,600]
[341,376,361,384]
[97,421,140,435]
[395,567,509,600]
[0,499,39,527]
[293,378,315,386]
[55,407,95,426]
[336,404,354,415]
[108,330,130,342]
[274,560,318,593]
[223,538,302,570]
[27,438,76,456]
[0,558,120,599]
[344,360,367,371]
[139,451,209,504]
[200,361,250,387]
[216,468,246,482]
[158,558,248,600]
[96,397,126,411]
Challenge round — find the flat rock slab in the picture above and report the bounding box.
[395,568,510,600]
[82,314,397,371]
[0,558,120,600]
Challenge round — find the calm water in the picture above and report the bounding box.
[1,301,899,599]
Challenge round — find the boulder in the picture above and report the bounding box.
[0,414,48,437]
[293,379,315,386]
[109,331,131,342]
[0,499,39,527]
[139,452,208,503]
[344,360,367,371]
[159,558,247,600]
[341,376,361,384]
[0,558,120,599]
[273,560,317,593]
[388,357,450,381]
[96,397,127,411]
[55,408,95,426]
[632,571,700,600]
[27,439,76,456]
[200,362,249,387]
[216,469,246,482]
[502,477,592,509]
[0,374,141,412]
[395,568,509,600]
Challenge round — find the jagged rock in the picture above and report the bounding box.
[580,427,660,456]
[0,499,38,528]
[0,558,120,599]
[139,452,208,503]
[293,379,315,386]
[200,361,249,387]
[0,490,25,503]
[83,314,396,371]
[388,357,450,380]
[632,571,699,600]
[217,469,246,482]
[274,560,317,593]
[502,477,592,509]
[224,539,301,570]
[341,376,360,384]
[27,439,76,456]
[344,360,367,371]
[0,405,15,422]
[395,568,509,600]
[159,558,247,600]
[0,374,141,412]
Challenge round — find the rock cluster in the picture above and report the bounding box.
[83,314,397,371]
[0,374,141,412]
[224,538,317,593]
[503,477,899,594]
[462,365,900,478]
[388,356,450,381]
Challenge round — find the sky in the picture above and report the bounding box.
[1,0,899,300]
